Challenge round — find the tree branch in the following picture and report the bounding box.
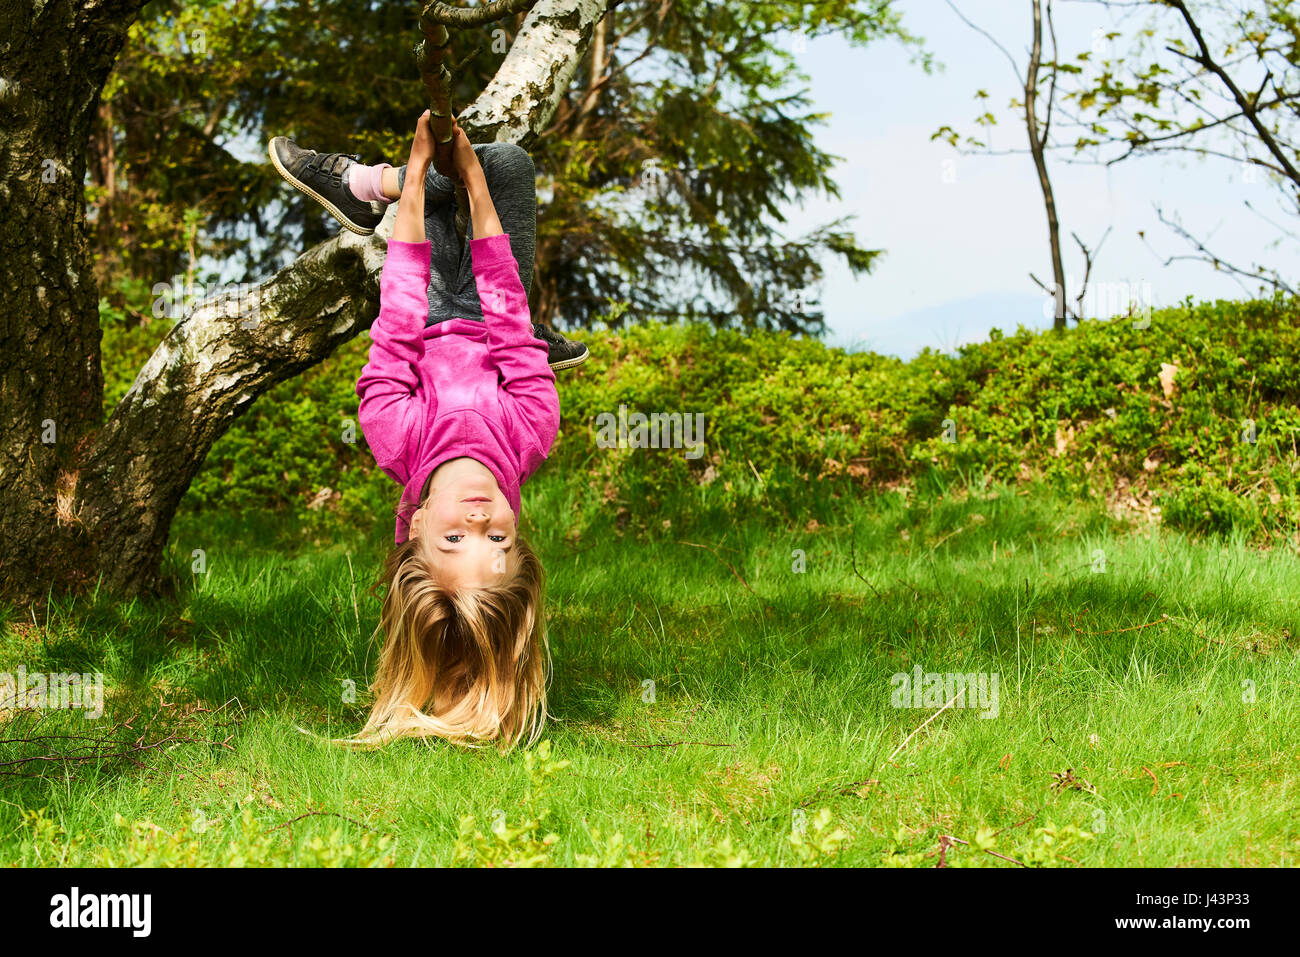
[943,0,1025,87]
[1164,0,1300,189]
[1070,224,1112,321]
[421,0,537,28]
[456,0,611,147]
[1149,203,1297,298]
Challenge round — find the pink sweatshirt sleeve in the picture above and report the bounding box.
[355,239,431,485]
[470,234,560,474]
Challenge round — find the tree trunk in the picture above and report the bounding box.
[0,0,149,597]
[0,0,611,602]
[1025,0,1067,331]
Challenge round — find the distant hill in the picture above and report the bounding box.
[829,291,1056,359]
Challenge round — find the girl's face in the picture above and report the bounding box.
[409,458,516,590]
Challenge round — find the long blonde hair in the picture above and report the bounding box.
[347,532,550,751]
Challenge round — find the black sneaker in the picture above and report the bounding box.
[533,323,589,372]
[268,136,385,236]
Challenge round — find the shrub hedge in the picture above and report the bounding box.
[99,291,1300,542]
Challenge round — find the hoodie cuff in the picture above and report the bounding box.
[470,233,515,269]
[384,239,432,273]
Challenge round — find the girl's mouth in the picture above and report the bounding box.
[461,496,491,503]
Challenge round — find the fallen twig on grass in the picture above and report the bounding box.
[849,531,884,599]
[267,810,388,835]
[1070,614,1171,637]
[1141,765,1159,796]
[927,525,966,552]
[934,833,1028,868]
[798,778,880,809]
[626,740,734,749]
[895,577,926,599]
[882,690,963,768]
[675,541,771,612]
[1049,768,1097,794]
[997,813,1037,835]
[0,698,242,779]
[791,732,893,813]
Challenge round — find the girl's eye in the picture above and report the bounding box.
[489,535,506,543]
[444,535,462,543]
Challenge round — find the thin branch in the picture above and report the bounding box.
[1102,91,1298,160]
[882,690,963,767]
[1151,206,1297,297]
[625,740,734,748]
[1042,0,1059,144]
[935,833,1029,868]
[1244,198,1300,243]
[421,0,537,28]
[0,699,241,779]
[267,811,388,834]
[1067,612,1171,637]
[1164,0,1300,188]
[1070,224,1112,321]
[943,0,1025,87]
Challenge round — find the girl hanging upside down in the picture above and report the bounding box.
[269,112,570,748]
[267,117,589,372]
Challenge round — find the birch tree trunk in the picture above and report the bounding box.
[0,0,611,601]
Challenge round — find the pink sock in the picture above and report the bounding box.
[348,162,392,203]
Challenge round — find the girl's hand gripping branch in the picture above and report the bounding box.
[393,110,436,243]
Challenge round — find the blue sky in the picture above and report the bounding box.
[779,0,1292,358]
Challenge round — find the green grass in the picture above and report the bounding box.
[3,477,1298,867]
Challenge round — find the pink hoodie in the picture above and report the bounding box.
[356,234,560,543]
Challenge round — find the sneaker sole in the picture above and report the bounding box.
[268,137,378,237]
[549,346,590,372]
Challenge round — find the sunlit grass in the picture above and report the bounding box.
[2,478,1297,866]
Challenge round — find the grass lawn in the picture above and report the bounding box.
[3,479,1297,867]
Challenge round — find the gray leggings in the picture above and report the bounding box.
[395,142,536,326]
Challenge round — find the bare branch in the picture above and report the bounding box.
[1070,224,1112,321]
[1150,204,1297,297]
[944,0,1025,87]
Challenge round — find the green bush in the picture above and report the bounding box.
[99,290,1300,543]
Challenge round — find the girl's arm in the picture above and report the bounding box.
[454,143,559,472]
[355,113,437,482]
[392,113,434,242]
[447,120,503,240]
[464,165,503,239]
[470,224,559,474]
